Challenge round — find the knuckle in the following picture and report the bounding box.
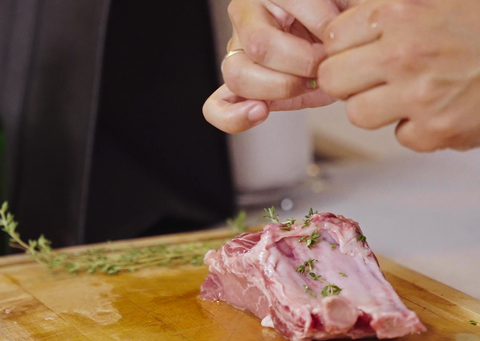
[278,77,302,99]
[244,31,270,65]
[318,62,341,98]
[425,116,459,140]
[396,131,439,152]
[303,51,318,78]
[384,43,420,72]
[399,138,438,152]
[410,76,446,107]
[227,1,239,22]
[223,66,244,95]
[381,0,416,20]
[345,103,364,128]
[346,99,380,130]
[313,14,336,37]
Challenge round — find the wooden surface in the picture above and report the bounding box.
[0,228,479,341]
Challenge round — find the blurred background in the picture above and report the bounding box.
[0,0,479,300]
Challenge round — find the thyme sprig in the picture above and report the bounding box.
[302,208,318,228]
[280,218,296,231]
[263,206,280,223]
[308,272,322,280]
[321,283,342,297]
[0,202,240,275]
[303,285,317,298]
[263,207,298,231]
[298,230,321,249]
[296,258,317,274]
[357,234,367,242]
[227,210,247,235]
[296,256,342,297]
[470,320,478,326]
[305,208,318,219]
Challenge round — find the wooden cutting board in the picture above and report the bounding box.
[0,227,478,341]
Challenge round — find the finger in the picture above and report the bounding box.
[229,0,325,77]
[223,47,317,100]
[269,0,340,39]
[269,88,336,111]
[322,0,389,55]
[318,41,386,100]
[203,84,270,134]
[345,83,407,129]
[394,120,446,152]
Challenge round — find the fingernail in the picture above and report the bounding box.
[248,105,268,125]
[307,79,318,89]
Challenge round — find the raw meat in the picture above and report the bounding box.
[201,211,426,340]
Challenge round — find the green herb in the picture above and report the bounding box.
[299,230,321,249]
[296,258,317,274]
[303,285,317,298]
[263,206,280,223]
[331,244,337,250]
[337,215,344,220]
[296,256,342,297]
[301,209,319,228]
[302,218,312,229]
[339,272,347,277]
[470,320,478,326]
[226,210,247,235]
[305,208,318,219]
[357,234,367,242]
[321,283,342,297]
[280,218,296,231]
[0,202,235,275]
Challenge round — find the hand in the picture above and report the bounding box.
[203,0,359,134]
[319,0,480,151]
[203,84,334,134]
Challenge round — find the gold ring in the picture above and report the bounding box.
[221,49,245,74]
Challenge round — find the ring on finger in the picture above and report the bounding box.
[221,49,245,74]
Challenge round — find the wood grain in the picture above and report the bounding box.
[0,228,478,340]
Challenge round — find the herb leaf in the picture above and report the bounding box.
[321,284,342,297]
[263,206,280,223]
[302,218,312,229]
[470,320,478,326]
[339,272,347,277]
[299,230,321,249]
[357,234,367,242]
[296,259,317,274]
[280,218,296,231]
[0,202,238,276]
[305,208,318,219]
[227,210,247,235]
[303,285,317,297]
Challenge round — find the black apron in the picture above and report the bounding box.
[0,0,235,248]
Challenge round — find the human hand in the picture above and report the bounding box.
[319,0,480,151]
[203,0,361,133]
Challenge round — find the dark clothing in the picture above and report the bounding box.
[0,0,235,247]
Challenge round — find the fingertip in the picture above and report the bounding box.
[247,103,269,126]
[203,90,270,134]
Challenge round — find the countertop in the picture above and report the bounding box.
[244,148,480,300]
